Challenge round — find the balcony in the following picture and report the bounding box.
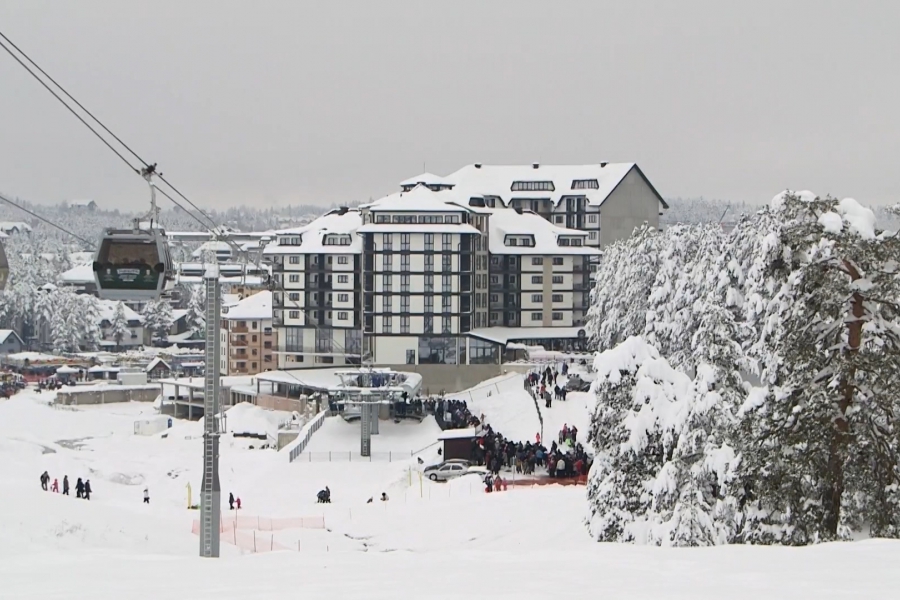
[230,326,249,333]
[230,337,248,346]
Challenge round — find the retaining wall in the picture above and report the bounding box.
[55,386,160,406]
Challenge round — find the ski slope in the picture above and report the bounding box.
[1,387,899,599]
[463,372,594,446]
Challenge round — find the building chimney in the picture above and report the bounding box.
[600,161,608,168]
[532,162,539,169]
[474,163,482,169]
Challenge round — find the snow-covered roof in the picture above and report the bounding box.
[487,209,599,256]
[438,428,482,440]
[0,330,21,345]
[0,221,33,233]
[264,209,362,255]
[361,185,473,213]
[59,263,95,284]
[191,241,234,257]
[399,172,455,187]
[3,351,63,362]
[97,300,142,324]
[223,291,272,321]
[68,199,96,207]
[146,357,171,371]
[171,309,188,323]
[439,163,666,209]
[468,326,586,345]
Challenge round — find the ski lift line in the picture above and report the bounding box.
[0,32,358,363]
[0,29,151,173]
[0,29,222,236]
[0,191,97,249]
[0,35,141,176]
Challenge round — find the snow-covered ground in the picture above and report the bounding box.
[463,371,593,447]
[1,387,898,599]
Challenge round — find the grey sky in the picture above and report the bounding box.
[1,0,898,211]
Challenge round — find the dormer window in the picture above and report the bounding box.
[504,235,535,247]
[323,234,351,246]
[279,235,302,246]
[558,236,583,247]
[511,181,555,192]
[571,179,599,190]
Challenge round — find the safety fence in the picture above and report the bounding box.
[297,450,419,462]
[191,513,326,554]
[286,409,328,462]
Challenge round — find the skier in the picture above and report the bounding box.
[62,475,69,496]
[380,492,389,502]
[143,488,150,504]
[235,497,241,510]
[83,479,92,500]
[51,478,59,493]
[228,492,235,510]
[40,471,49,491]
[75,477,84,499]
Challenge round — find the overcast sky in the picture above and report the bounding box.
[1,0,898,211]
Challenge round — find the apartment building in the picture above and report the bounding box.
[404,162,667,251]
[219,291,276,375]
[264,208,363,369]
[262,163,661,382]
[357,186,489,366]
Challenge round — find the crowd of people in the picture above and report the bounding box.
[428,379,593,484]
[39,471,92,499]
[526,366,570,408]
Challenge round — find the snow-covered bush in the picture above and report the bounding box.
[587,337,739,546]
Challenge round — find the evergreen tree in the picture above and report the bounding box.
[735,193,900,543]
[185,286,206,338]
[109,302,131,350]
[142,299,174,343]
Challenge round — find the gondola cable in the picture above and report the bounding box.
[0,191,97,249]
[0,30,359,361]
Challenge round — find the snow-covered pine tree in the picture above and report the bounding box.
[185,286,206,338]
[109,302,131,350]
[142,299,174,343]
[76,294,102,351]
[586,336,701,545]
[735,192,900,543]
[644,224,724,370]
[50,291,81,353]
[588,224,663,351]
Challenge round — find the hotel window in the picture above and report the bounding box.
[401,274,410,292]
[289,256,300,264]
[552,312,564,321]
[552,275,563,284]
[401,316,410,333]
[382,233,393,250]
[442,234,452,251]
[289,274,300,283]
[382,315,392,333]
[532,257,543,265]
[425,233,434,251]
[532,276,543,284]
[532,294,542,302]
[338,255,349,264]
[401,233,410,251]
[383,274,392,292]
[338,274,349,283]
[531,312,543,321]
[442,254,451,270]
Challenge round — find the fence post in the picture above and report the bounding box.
[253,530,257,553]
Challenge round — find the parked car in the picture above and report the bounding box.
[424,460,486,482]
[566,374,591,392]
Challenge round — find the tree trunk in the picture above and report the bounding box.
[824,260,865,536]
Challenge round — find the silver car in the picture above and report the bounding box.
[425,461,485,482]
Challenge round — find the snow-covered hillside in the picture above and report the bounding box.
[1,386,899,598]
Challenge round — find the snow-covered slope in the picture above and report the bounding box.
[2,387,899,599]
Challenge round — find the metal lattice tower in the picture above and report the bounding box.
[199,266,221,557]
[360,402,371,457]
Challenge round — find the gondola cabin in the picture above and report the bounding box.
[92,228,172,301]
[0,242,8,291]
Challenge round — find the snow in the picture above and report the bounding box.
[361,184,471,213]
[398,172,454,187]
[222,291,272,321]
[468,325,585,345]
[213,402,292,438]
[458,372,593,448]
[2,380,900,598]
[486,207,599,255]
[0,328,21,344]
[838,197,877,239]
[59,262,94,284]
[771,189,817,210]
[437,427,481,440]
[442,163,641,208]
[264,209,362,255]
[96,298,142,323]
[818,211,844,234]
